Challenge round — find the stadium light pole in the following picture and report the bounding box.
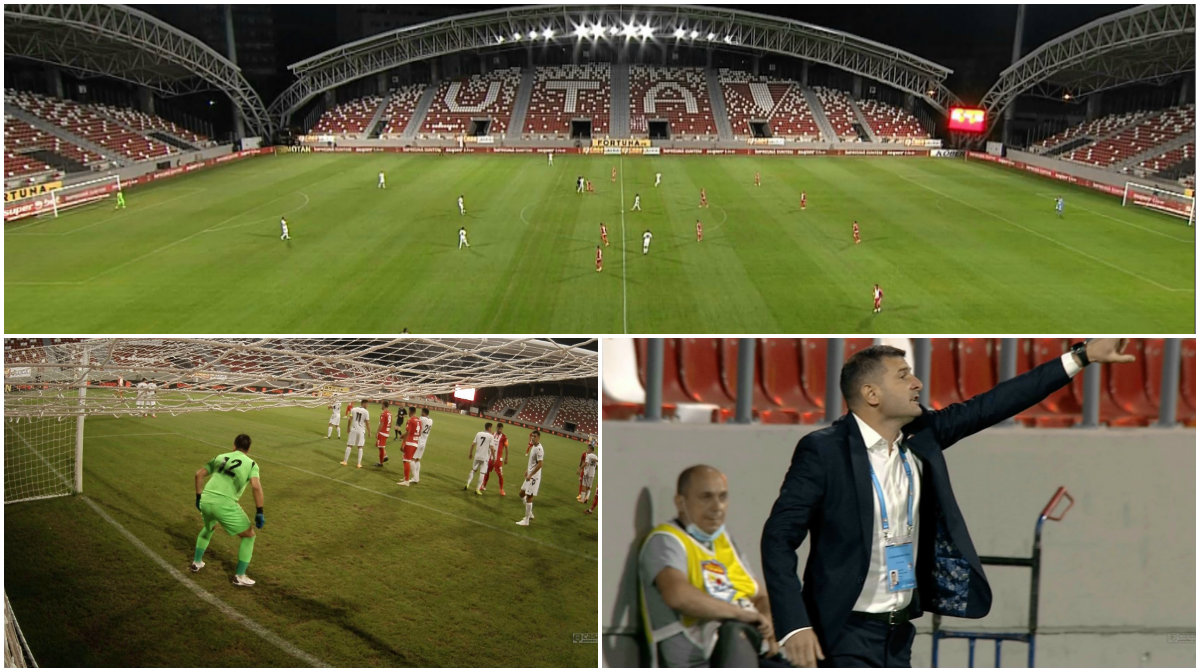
[643,338,665,422]
[1156,338,1182,427]
[824,339,845,424]
[733,339,755,424]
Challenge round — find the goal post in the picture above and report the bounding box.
[5,338,598,504]
[1122,181,1195,226]
[49,174,122,218]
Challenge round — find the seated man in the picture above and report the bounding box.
[639,464,781,667]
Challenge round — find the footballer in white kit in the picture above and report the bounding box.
[579,449,598,504]
[378,171,386,189]
[458,195,465,215]
[326,400,342,438]
[632,193,641,211]
[280,216,289,240]
[147,381,157,416]
[458,227,470,249]
[342,400,370,467]
[516,431,544,526]
[415,412,433,459]
[136,379,148,412]
[654,172,662,187]
[642,229,653,255]
[466,422,494,493]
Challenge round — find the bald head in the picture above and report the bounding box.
[674,465,729,535]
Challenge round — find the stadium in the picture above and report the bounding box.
[4,337,598,667]
[601,337,1195,667]
[3,4,1195,333]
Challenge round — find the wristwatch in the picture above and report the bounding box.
[1069,341,1090,368]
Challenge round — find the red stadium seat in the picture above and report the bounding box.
[1106,339,1159,425]
[759,339,823,423]
[956,338,997,400]
[1067,338,1149,427]
[927,339,965,410]
[634,338,694,404]
[602,390,641,421]
[1181,339,1196,426]
[1015,339,1076,428]
[678,339,735,406]
[799,339,829,410]
[719,339,799,423]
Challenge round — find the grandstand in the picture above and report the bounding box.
[419,67,522,138]
[523,64,611,137]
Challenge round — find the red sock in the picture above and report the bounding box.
[404,461,411,480]
[482,469,491,488]
[590,493,598,511]
[379,448,386,464]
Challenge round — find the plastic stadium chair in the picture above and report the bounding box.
[758,339,823,423]
[1181,339,1196,427]
[634,338,696,404]
[678,338,736,421]
[956,338,998,400]
[927,338,965,410]
[799,339,829,410]
[1068,339,1149,427]
[719,339,799,423]
[1106,339,1159,425]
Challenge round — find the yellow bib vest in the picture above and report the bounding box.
[639,521,759,666]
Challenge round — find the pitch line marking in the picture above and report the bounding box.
[6,189,207,237]
[88,191,311,282]
[184,434,596,562]
[8,426,327,666]
[892,171,1192,293]
[80,496,330,668]
[1032,191,1194,243]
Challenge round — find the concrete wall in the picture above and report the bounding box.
[602,422,1196,668]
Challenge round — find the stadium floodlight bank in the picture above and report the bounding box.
[1122,181,1195,226]
[4,338,597,504]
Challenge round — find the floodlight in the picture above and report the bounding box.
[543,28,554,39]
[674,27,685,38]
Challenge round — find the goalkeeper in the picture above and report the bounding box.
[114,188,126,210]
[191,433,265,587]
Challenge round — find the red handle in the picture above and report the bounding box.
[1041,486,1074,521]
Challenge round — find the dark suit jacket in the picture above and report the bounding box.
[761,356,1072,650]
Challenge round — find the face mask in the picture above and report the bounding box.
[686,522,725,543]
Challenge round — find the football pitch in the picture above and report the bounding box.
[4,405,597,667]
[5,152,1194,333]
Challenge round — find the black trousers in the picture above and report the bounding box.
[818,613,915,668]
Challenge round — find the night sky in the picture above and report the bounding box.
[136,3,1137,103]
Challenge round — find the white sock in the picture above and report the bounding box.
[326,427,332,438]
[357,448,363,466]
[583,488,591,502]
[343,446,351,462]
[337,429,341,438]
[466,470,474,488]
[524,501,533,521]
[413,462,420,481]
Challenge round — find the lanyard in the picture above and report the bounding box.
[868,445,914,539]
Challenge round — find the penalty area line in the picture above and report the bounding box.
[79,495,330,667]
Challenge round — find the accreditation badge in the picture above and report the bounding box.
[884,538,917,592]
[700,559,736,602]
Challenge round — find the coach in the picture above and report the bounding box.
[761,339,1135,667]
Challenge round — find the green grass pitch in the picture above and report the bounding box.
[5,152,1193,332]
[4,405,597,667]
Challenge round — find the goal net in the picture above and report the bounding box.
[4,338,597,503]
[1122,181,1195,226]
[3,174,121,221]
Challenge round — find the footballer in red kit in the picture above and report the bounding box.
[754,171,761,187]
[600,222,609,246]
[611,165,617,182]
[596,245,603,272]
[398,407,420,483]
[482,424,508,495]
[800,191,807,210]
[699,188,708,208]
[696,219,703,242]
[873,283,883,313]
[853,221,861,244]
[375,402,392,467]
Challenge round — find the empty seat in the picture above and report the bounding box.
[759,339,823,423]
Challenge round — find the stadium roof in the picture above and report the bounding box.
[269,3,962,127]
[980,4,1194,130]
[3,3,273,137]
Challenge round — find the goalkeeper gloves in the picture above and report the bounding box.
[255,507,265,529]
[195,493,202,511]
